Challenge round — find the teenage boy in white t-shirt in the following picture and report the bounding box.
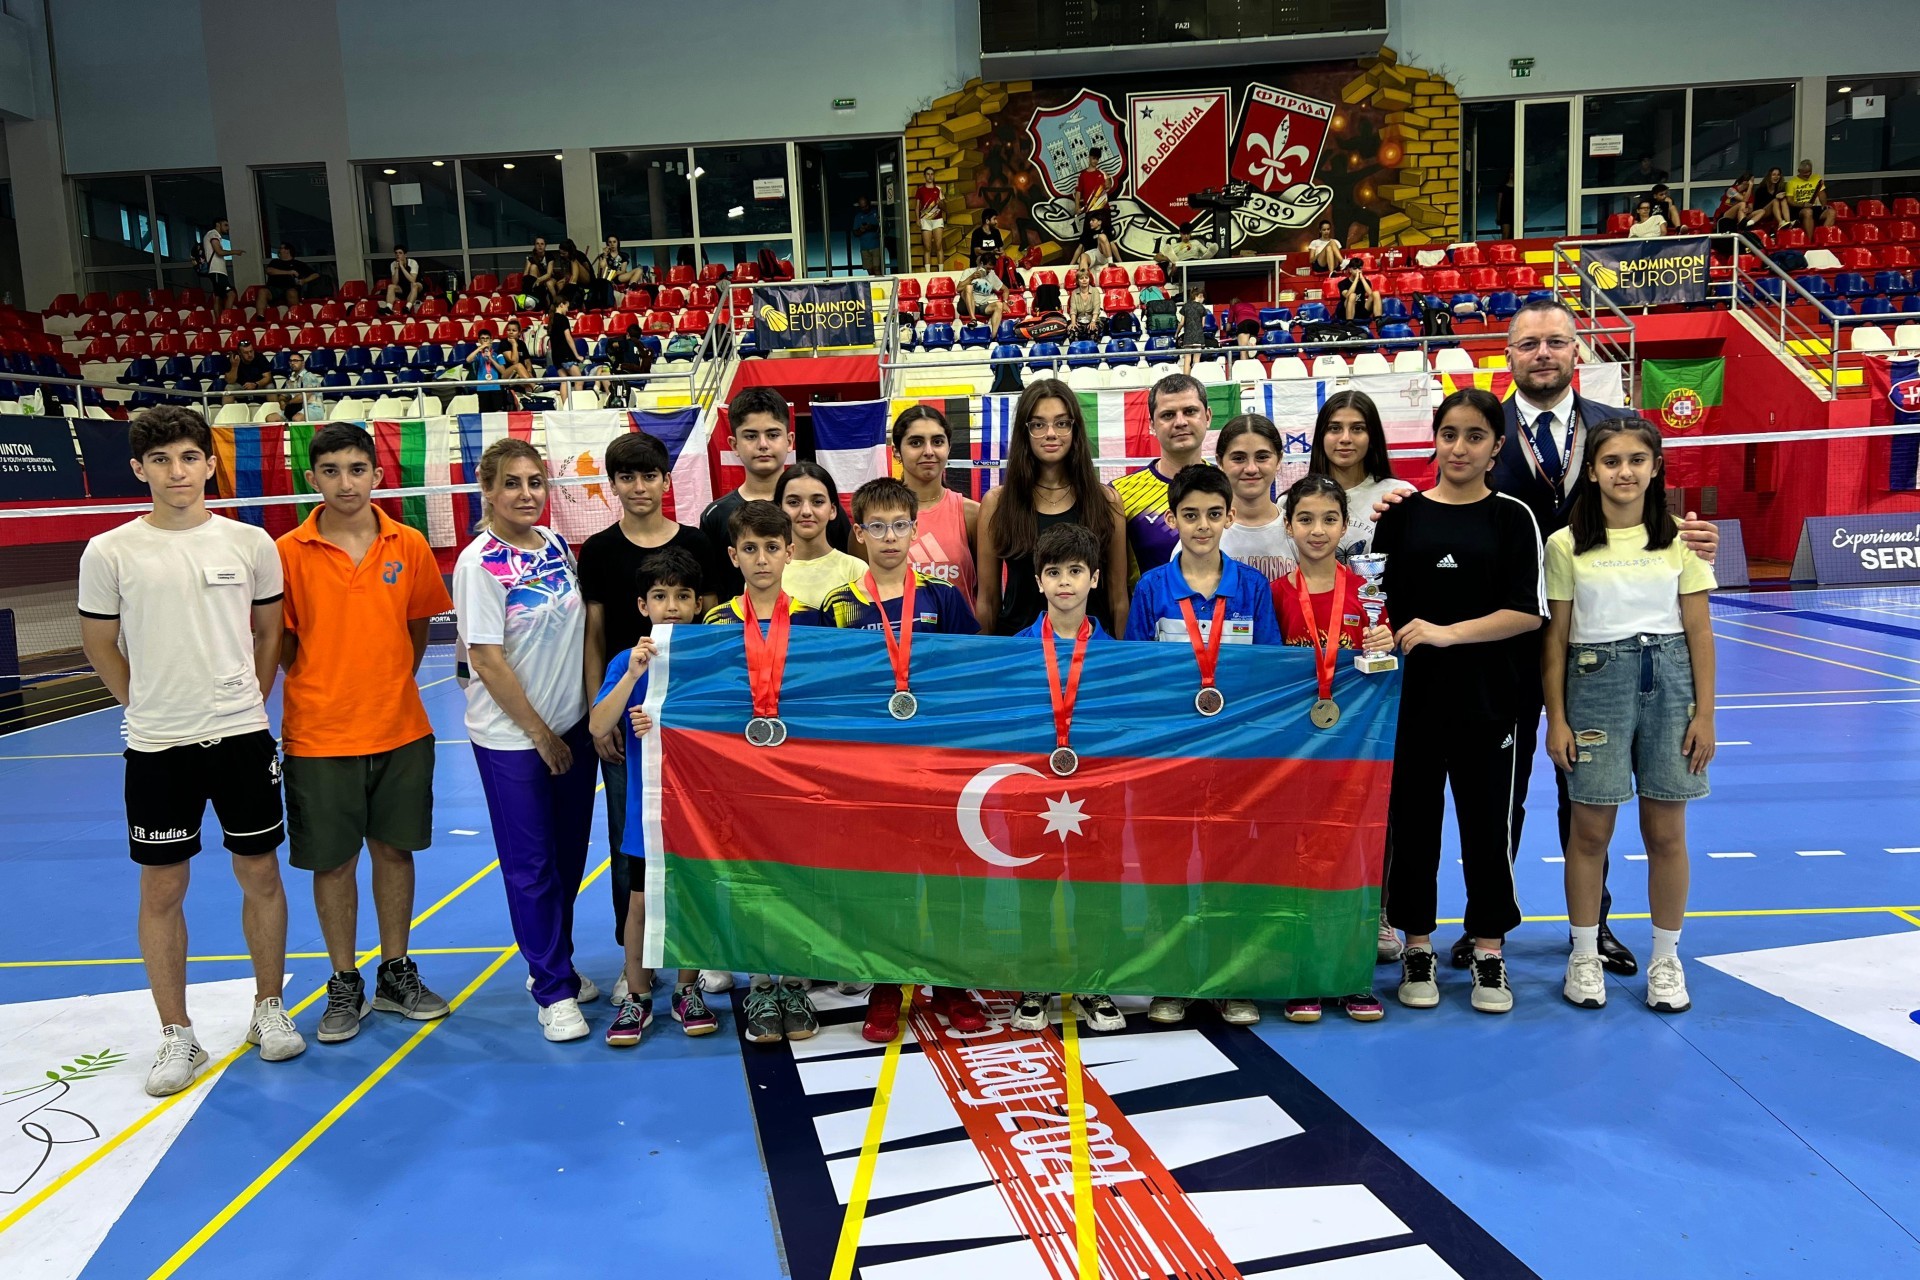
[77,406,305,1098]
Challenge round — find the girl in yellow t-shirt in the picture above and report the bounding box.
[1542,418,1715,1017]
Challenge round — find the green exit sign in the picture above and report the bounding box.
[1510,57,1534,79]
[832,97,857,110]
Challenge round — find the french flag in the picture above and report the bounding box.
[812,399,891,508]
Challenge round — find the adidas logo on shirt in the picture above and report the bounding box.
[1435,554,1458,568]
[1500,733,1515,748]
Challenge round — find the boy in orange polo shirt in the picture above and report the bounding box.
[278,423,455,1044]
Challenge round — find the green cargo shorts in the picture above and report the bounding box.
[284,734,436,872]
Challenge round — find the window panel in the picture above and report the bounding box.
[598,149,696,243]
[1690,83,1794,183]
[151,171,226,265]
[75,175,154,270]
[361,162,461,255]
[693,144,792,238]
[462,155,567,249]
[1827,77,1920,175]
[256,166,335,258]
[1580,90,1684,190]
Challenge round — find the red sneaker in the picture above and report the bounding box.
[933,987,987,1033]
[862,984,905,1043]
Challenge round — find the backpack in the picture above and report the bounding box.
[1017,311,1073,344]
[1772,248,1807,272]
[1144,296,1179,334]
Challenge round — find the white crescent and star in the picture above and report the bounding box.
[955,763,1087,866]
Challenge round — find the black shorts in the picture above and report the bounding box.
[124,730,285,866]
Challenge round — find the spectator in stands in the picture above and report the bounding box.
[1749,167,1791,231]
[853,196,883,275]
[1715,174,1754,232]
[1635,155,1668,186]
[467,335,508,413]
[1177,284,1214,368]
[1644,184,1682,231]
[224,338,274,407]
[1497,169,1514,240]
[264,244,320,308]
[546,298,584,381]
[545,240,592,309]
[970,204,1006,266]
[1336,259,1382,323]
[1154,223,1217,283]
[1787,160,1833,233]
[523,236,554,301]
[1627,198,1667,239]
[499,318,535,384]
[957,259,1006,330]
[1067,277,1104,342]
[385,246,423,313]
[600,327,654,407]
[1306,219,1344,274]
[1076,147,1111,215]
[593,236,633,307]
[916,167,945,271]
[281,350,324,420]
[1076,206,1118,273]
[201,218,241,311]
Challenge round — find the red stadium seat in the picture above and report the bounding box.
[1679,208,1709,232]
[1841,247,1875,270]
[1468,267,1500,293]
[151,332,185,356]
[485,295,514,318]
[221,328,257,352]
[452,296,480,319]
[1486,243,1519,265]
[1506,265,1540,291]
[1605,214,1633,236]
[431,319,465,344]
[894,278,921,302]
[348,299,378,323]
[469,273,500,294]
[111,290,143,312]
[675,309,710,334]
[417,297,448,319]
[729,286,753,311]
[1003,292,1029,319]
[1097,264,1129,288]
[1132,263,1166,287]
[667,264,695,286]
[925,275,957,299]
[654,286,687,310]
[922,298,957,324]
[732,262,762,284]
[112,312,144,336]
[295,324,326,347]
[697,263,727,285]
[1891,221,1920,243]
[397,320,428,345]
[149,288,178,309]
[1854,222,1885,245]
[185,330,219,355]
[47,293,82,317]
[1428,269,1463,293]
[643,310,677,334]
[338,280,369,302]
[620,289,652,311]
[605,311,635,335]
[1858,198,1889,219]
[1891,197,1920,219]
[1397,270,1427,296]
[777,259,795,280]
[257,324,287,350]
[1025,269,1058,289]
[177,287,209,309]
[1103,288,1136,313]
[1452,244,1484,267]
[504,272,526,294]
[1829,200,1853,221]
[83,336,117,360]
[1774,227,1809,249]
[1063,268,1081,290]
[78,313,112,338]
[317,300,345,324]
[119,334,152,356]
[571,312,603,338]
[689,284,720,310]
[1319,277,1342,302]
[1814,226,1846,247]
[80,291,110,313]
[1883,245,1915,270]
[361,321,396,346]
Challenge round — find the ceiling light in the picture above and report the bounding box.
[728,205,744,218]
[382,167,396,175]
[1837,85,1852,93]
[431,160,445,167]
[690,166,706,179]
[553,153,564,160]
[502,162,516,170]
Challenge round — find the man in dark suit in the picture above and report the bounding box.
[1373,297,1720,978]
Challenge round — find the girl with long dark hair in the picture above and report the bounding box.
[975,378,1128,634]
[1306,389,1413,559]
[774,461,865,607]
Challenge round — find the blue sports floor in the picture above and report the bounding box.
[2,587,1918,1279]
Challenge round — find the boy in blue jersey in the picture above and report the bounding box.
[1127,464,1278,1028]
[823,479,988,1043]
[701,501,830,629]
[1012,523,1126,1034]
[820,478,980,635]
[587,546,718,1048]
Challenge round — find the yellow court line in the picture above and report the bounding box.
[0,855,507,1240]
[828,983,912,1280]
[1713,632,1920,687]
[1714,617,1920,667]
[145,944,522,1279]
[0,946,507,969]
[1060,998,1098,1280]
[1889,908,1920,928]
[144,858,610,1279]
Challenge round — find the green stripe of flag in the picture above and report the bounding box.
[657,854,1377,999]
[287,421,320,524]
[395,420,427,535]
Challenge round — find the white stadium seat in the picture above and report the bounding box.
[1311,354,1349,378]
[1392,348,1429,373]
[1850,325,1892,352]
[1433,348,1475,373]
[1267,355,1309,379]
[1351,351,1392,375]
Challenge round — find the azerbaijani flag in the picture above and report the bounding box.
[640,627,1397,998]
[212,423,296,537]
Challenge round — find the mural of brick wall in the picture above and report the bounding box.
[904,78,1025,271]
[1341,47,1460,247]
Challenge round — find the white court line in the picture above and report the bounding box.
[1886,847,1920,854]
[1625,854,1648,861]
[1542,856,1565,864]
[1720,740,1753,745]
[1709,851,1756,859]
[1796,849,1847,857]
[1719,698,1920,710]
[450,828,480,836]
[1714,616,1920,665]
[1721,688,1913,696]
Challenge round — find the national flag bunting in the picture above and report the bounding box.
[640,625,1397,998]
[1639,358,1725,433]
[1867,355,1920,490]
[811,399,892,506]
[212,423,296,537]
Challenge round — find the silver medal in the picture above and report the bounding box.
[745,715,788,747]
[888,689,919,720]
[1194,686,1225,717]
[1048,745,1079,777]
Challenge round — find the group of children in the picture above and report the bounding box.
[84,320,1716,1088]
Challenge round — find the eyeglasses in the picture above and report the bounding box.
[1025,417,1074,436]
[859,518,917,539]
[1509,337,1575,354]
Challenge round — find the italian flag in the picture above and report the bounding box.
[1075,383,1242,474]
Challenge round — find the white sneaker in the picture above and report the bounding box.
[538,997,590,1042]
[145,1025,208,1097]
[526,969,600,1003]
[1564,952,1607,1009]
[834,981,872,996]
[699,970,735,994]
[1645,955,1691,1013]
[247,997,307,1062]
[610,974,629,1006]
[1147,997,1190,1024]
[1376,911,1404,964]
[1214,998,1261,1026]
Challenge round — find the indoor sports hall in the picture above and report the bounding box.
[1,4,1918,1279]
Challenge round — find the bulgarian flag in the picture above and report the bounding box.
[640,626,1396,998]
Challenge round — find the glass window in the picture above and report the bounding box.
[365,251,461,295]
[256,166,335,258]
[1690,83,1794,183]
[462,154,567,249]
[1522,100,1571,236]
[621,243,696,276]
[1465,102,1515,239]
[1581,90,1684,189]
[694,144,792,238]
[597,149,696,242]
[361,161,461,254]
[84,268,163,299]
[699,239,793,272]
[75,174,155,270]
[1827,77,1920,175]
[151,171,227,266]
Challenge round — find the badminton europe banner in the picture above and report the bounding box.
[751,281,875,351]
[1577,235,1710,308]
[640,626,1397,998]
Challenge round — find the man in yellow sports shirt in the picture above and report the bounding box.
[1786,160,1833,234]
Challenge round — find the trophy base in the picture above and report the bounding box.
[1353,652,1399,674]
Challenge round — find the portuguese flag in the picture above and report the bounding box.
[640,626,1396,998]
[1640,357,1724,432]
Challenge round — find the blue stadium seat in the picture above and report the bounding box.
[1066,339,1101,367]
[1379,323,1416,341]
[990,343,1024,369]
[1201,310,1217,333]
[1297,302,1329,325]
[339,347,371,373]
[1144,334,1178,364]
[194,353,230,379]
[922,322,955,350]
[393,367,425,384]
[994,319,1021,344]
[1875,271,1912,297]
[375,343,409,370]
[1745,277,1785,303]
[121,356,158,384]
[3,351,31,375]
[638,335,663,357]
[1834,272,1870,298]
[1859,296,1894,315]
[1380,297,1410,322]
[959,322,993,349]
[447,340,476,367]
[1525,289,1555,305]
[1793,273,1832,299]
[269,350,292,375]
[303,348,336,373]
[412,342,444,369]
[1105,311,1139,337]
[159,354,193,380]
[1027,341,1062,370]
[1259,306,1293,330]
[1827,297,1855,315]
[321,370,350,391]
[127,388,161,410]
[80,385,106,408]
[1104,336,1139,359]
[1487,290,1519,319]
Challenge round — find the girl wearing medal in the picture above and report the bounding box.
[1271,475,1393,1024]
[1371,388,1547,1017]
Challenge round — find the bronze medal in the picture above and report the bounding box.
[1194,685,1225,717]
[1309,697,1341,729]
[1048,745,1080,777]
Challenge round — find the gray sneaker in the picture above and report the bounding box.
[1376,910,1403,964]
[375,957,450,1021]
[1397,947,1440,1008]
[317,972,371,1043]
[777,980,820,1040]
[742,982,785,1044]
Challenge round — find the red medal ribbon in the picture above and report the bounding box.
[864,571,916,693]
[1176,595,1228,691]
[1039,619,1092,751]
[1293,565,1348,701]
[741,593,794,718]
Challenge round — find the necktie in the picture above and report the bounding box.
[1532,410,1563,485]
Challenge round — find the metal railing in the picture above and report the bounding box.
[1719,233,1920,395]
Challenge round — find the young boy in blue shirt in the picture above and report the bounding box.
[1125,464,1280,1028]
[588,546,719,1047]
[1011,523,1126,1034]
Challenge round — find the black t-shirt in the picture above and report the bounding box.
[1373,490,1545,722]
[971,224,1005,259]
[267,258,311,281]
[1339,274,1370,300]
[699,487,855,602]
[1080,209,1111,249]
[233,354,270,385]
[577,521,723,657]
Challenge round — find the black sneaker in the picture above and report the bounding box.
[742,983,785,1044]
[777,980,819,1041]
[316,971,369,1043]
[1470,953,1514,1014]
[1079,993,1126,1032]
[1011,991,1049,1031]
[374,956,450,1021]
[1448,933,1475,969]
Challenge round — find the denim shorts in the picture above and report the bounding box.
[1562,632,1709,806]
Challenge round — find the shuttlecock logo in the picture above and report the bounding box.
[759,304,789,333]
[1587,262,1619,290]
